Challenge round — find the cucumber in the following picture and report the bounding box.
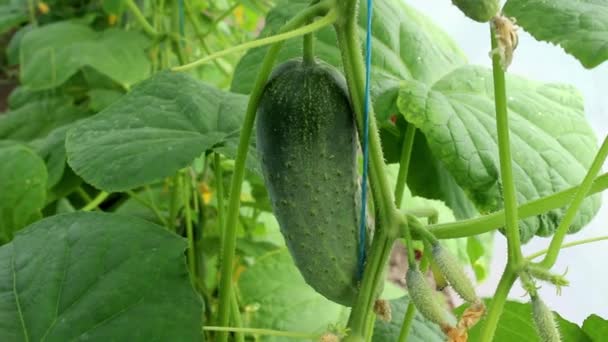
[452,0,499,23]
[256,58,364,306]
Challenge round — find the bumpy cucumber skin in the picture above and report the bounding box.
[532,296,561,342]
[256,59,363,306]
[432,244,479,303]
[452,0,499,23]
[406,268,449,326]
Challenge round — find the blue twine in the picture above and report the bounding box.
[357,0,373,280]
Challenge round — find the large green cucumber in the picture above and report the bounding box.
[452,0,499,23]
[256,58,365,306]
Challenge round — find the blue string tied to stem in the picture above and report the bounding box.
[357,0,373,280]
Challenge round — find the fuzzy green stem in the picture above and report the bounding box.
[479,266,517,342]
[203,326,318,340]
[365,310,376,342]
[334,2,395,225]
[125,0,160,37]
[172,11,336,72]
[395,124,416,208]
[429,172,608,239]
[490,25,523,266]
[527,235,608,260]
[81,192,109,211]
[214,3,335,342]
[303,31,315,65]
[539,136,608,268]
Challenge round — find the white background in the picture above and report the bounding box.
[407,1,608,324]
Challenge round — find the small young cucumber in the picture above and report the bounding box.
[432,244,479,303]
[531,295,561,342]
[406,268,450,327]
[256,58,368,306]
[452,0,499,23]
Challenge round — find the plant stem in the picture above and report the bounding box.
[527,235,608,260]
[230,291,245,342]
[183,1,231,76]
[429,172,608,239]
[172,11,337,72]
[490,25,522,266]
[125,0,160,37]
[303,31,315,64]
[171,0,187,65]
[181,173,197,282]
[479,266,517,342]
[334,2,395,224]
[201,3,240,39]
[81,192,109,211]
[335,1,405,339]
[168,175,180,231]
[398,303,416,342]
[215,153,225,250]
[214,3,335,342]
[539,136,608,268]
[395,124,416,208]
[347,232,395,340]
[26,0,36,26]
[202,326,318,340]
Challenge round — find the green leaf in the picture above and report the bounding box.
[0,96,90,141]
[398,65,600,242]
[66,71,250,192]
[0,4,27,35]
[372,296,445,342]
[231,0,466,121]
[0,143,47,243]
[87,88,124,112]
[459,300,590,342]
[466,233,494,281]
[30,124,74,189]
[503,0,608,69]
[582,314,608,341]
[238,249,349,341]
[0,212,203,341]
[20,21,150,90]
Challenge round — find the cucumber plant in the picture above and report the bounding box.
[0,0,607,341]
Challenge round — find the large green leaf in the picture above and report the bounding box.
[459,300,590,342]
[372,296,445,342]
[238,249,349,341]
[398,65,600,242]
[19,21,150,90]
[0,212,203,341]
[582,314,608,341]
[0,143,47,243]
[503,0,608,69]
[231,0,466,121]
[66,71,250,192]
[0,3,27,35]
[0,96,89,141]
